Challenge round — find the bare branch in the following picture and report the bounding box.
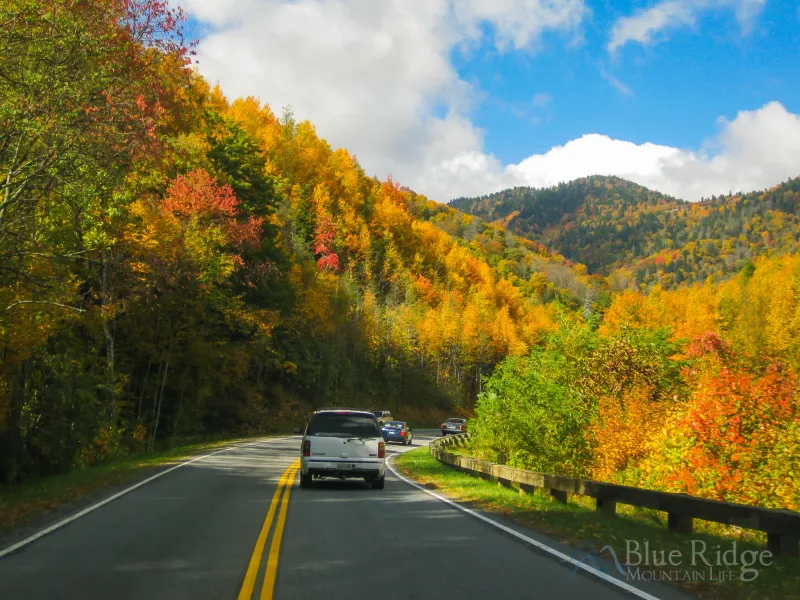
[3,300,85,313]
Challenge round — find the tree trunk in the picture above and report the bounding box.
[101,250,116,422]
[151,352,170,448]
[0,358,30,483]
[172,375,187,444]
[137,307,161,422]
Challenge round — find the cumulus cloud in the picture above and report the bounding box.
[180,0,586,200]
[608,0,767,52]
[480,102,800,201]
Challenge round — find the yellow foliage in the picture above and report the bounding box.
[590,387,669,481]
[598,290,660,335]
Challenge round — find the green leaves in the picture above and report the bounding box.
[471,350,594,478]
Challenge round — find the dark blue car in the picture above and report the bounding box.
[381,421,413,445]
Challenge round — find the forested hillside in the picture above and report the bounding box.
[0,0,568,483]
[472,251,800,510]
[452,175,800,289]
[453,177,800,509]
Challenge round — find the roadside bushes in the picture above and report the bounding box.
[470,322,686,482]
[470,323,596,477]
[470,311,800,511]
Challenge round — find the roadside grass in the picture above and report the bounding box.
[0,434,277,537]
[395,447,800,600]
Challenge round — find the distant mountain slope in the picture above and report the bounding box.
[412,196,593,308]
[451,175,800,289]
[610,177,800,289]
[450,176,685,274]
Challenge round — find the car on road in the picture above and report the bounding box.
[298,409,386,489]
[371,409,393,425]
[381,421,413,445]
[440,417,467,436]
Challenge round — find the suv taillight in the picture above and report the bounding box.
[302,440,310,457]
[458,425,463,430]
[440,423,445,429]
[400,430,406,436]
[378,442,385,458]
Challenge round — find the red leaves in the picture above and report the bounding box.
[313,216,336,256]
[229,215,265,249]
[162,169,262,250]
[164,169,238,218]
[670,364,798,502]
[316,254,340,272]
[313,215,340,272]
[686,332,730,359]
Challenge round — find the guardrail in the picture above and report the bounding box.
[431,433,800,558]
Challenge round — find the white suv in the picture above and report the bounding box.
[299,410,386,489]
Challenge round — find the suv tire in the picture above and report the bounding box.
[300,472,312,489]
[371,476,385,490]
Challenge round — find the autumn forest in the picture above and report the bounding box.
[1,1,798,514]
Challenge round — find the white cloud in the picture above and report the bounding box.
[477,102,800,201]
[180,0,586,201]
[451,0,587,50]
[609,0,767,52]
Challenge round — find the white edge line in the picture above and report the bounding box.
[387,444,662,600]
[0,438,276,559]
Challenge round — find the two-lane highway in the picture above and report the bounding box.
[0,433,689,600]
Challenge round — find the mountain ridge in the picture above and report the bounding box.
[450,174,800,289]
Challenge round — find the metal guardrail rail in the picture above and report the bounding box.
[430,433,800,558]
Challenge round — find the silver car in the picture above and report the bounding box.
[299,410,386,489]
[440,417,467,436]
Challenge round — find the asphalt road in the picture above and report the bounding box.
[0,433,690,600]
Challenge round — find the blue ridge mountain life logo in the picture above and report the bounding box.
[569,540,774,583]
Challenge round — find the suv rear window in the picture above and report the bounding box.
[307,413,380,438]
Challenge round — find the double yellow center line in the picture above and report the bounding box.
[238,459,301,600]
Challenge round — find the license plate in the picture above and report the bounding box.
[340,463,358,470]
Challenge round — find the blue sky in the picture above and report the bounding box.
[461,0,800,165]
[180,0,800,202]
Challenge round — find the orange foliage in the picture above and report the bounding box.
[590,386,669,482]
[665,365,799,507]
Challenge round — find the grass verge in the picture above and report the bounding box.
[395,447,800,600]
[0,434,274,537]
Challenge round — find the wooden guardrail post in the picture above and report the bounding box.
[768,533,799,558]
[668,513,694,534]
[596,498,617,515]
